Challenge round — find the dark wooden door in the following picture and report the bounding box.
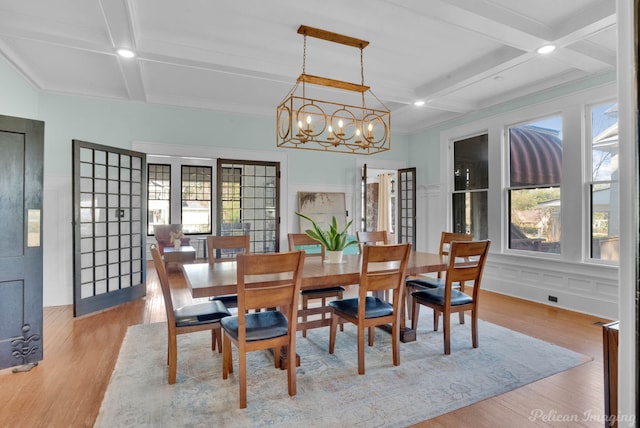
[72,140,147,316]
[397,167,417,246]
[0,115,44,370]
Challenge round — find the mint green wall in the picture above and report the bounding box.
[0,57,39,120]
[37,92,409,180]
[3,51,612,187]
[0,58,404,182]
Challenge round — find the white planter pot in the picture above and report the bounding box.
[326,250,344,264]
[173,241,181,249]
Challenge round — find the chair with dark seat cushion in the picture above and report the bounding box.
[150,245,231,384]
[411,240,490,354]
[405,231,473,321]
[220,250,305,408]
[328,243,411,375]
[288,233,344,337]
[206,234,250,308]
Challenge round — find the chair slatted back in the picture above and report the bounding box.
[207,235,250,264]
[357,230,390,254]
[288,233,325,258]
[359,243,411,314]
[436,231,474,278]
[236,251,305,337]
[444,240,491,300]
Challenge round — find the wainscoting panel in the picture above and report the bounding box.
[43,174,73,306]
[483,254,618,320]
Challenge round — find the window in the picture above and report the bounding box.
[508,117,562,253]
[452,134,488,239]
[588,102,619,262]
[181,166,212,234]
[220,166,242,225]
[217,159,280,253]
[147,164,170,235]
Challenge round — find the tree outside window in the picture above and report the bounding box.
[589,102,619,262]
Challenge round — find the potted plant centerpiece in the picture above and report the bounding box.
[295,212,359,263]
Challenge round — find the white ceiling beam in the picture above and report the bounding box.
[100,0,146,101]
[414,46,534,99]
[384,0,615,111]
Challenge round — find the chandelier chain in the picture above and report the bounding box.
[303,34,307,75]
[360,47,365,110]
[302,35,307,98]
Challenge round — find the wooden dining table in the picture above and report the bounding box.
[183,251,446,344]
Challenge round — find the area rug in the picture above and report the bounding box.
[95,314,589,428]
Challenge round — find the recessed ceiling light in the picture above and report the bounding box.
[413,100,425,107]
[117,48,136,58]
[536,45,556,54]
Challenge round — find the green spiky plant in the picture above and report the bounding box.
[295,212,359,251]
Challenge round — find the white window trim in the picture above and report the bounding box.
[439,83,615,262]
[583,99,619,266]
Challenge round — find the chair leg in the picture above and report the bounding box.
[287,338,297,397]
[222,334,232,379]
[302,295,309,338]
[433,310,440,331]
[471,309,478,348]
[338,291,344,332]
[358,324,366,375]
[459,284,466,325]
[273,347,280,369]
[443,313,451,355]
[211,329,222,353]
[392,321,400,367]
[368,326,375,346]
[168,334,178,384]
[329,311,339,354]
[239,349,247,409]
[405,285,413,320]
[411,299,419,331]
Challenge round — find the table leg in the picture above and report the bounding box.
[375,283,416,342]
[277,347,300,370]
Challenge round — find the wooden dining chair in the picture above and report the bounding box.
[150,245,231,384]
[328,243,411,375]
[410,240,490,354]
[206,234,251,308]
[356,230,392,300]
[220,250,305,408]
[356,230,389,252]
[406,231,474,321]
[288,233,344,337]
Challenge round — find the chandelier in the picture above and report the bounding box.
[277,25,391,155]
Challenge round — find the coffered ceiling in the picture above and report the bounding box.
[0,0,616,133]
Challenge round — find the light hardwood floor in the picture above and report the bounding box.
[0,263,612,427]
